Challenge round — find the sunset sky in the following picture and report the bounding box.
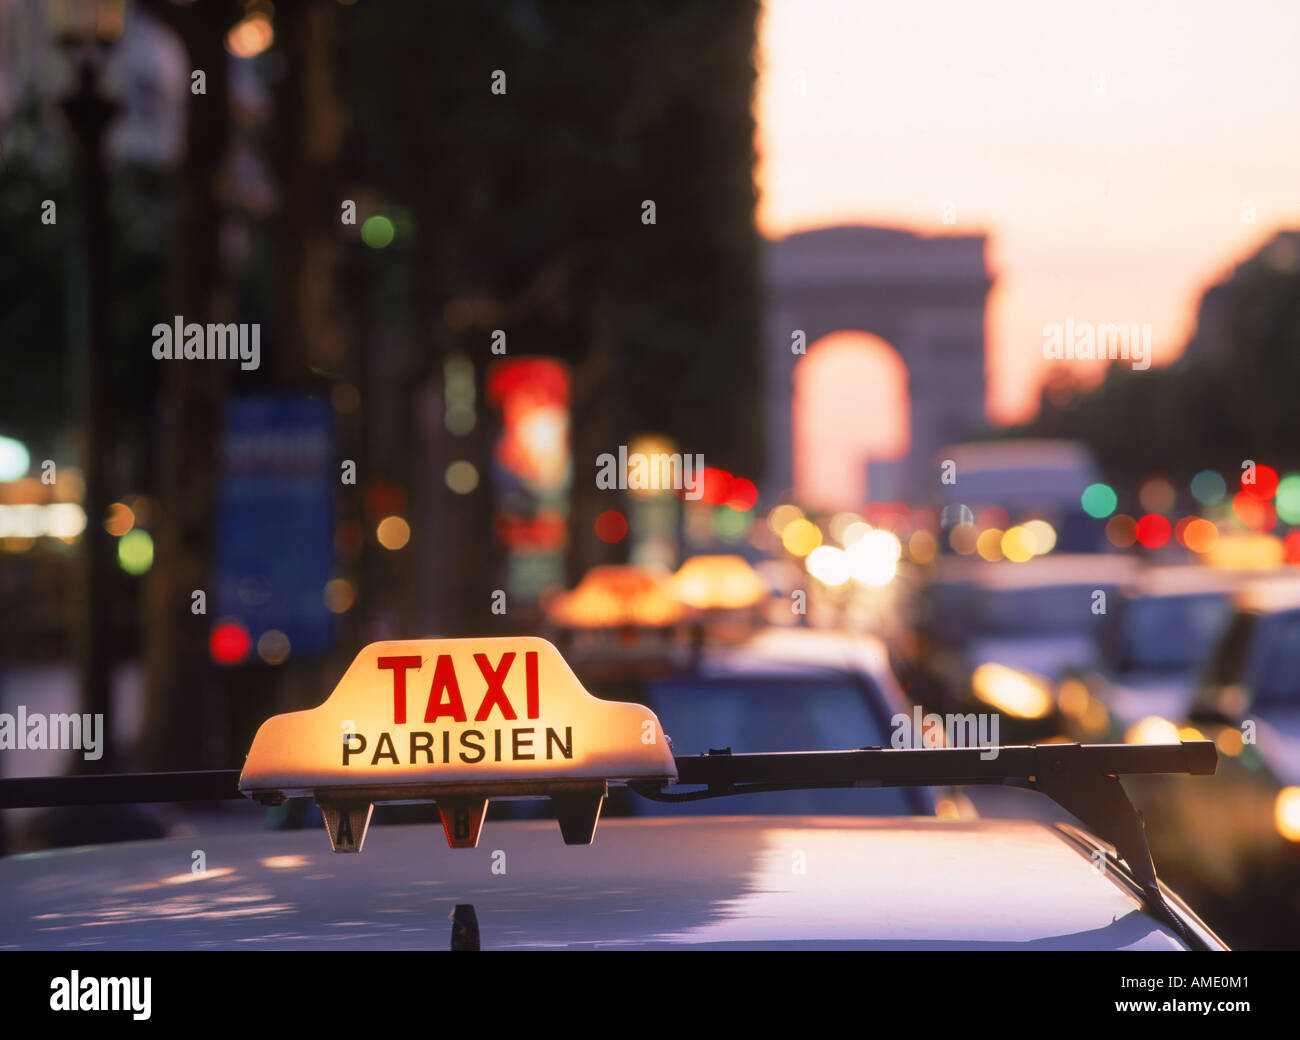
[756,0,1300,503]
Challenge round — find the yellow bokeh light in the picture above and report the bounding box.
[1001,525,1035,563]
[976,528,1004,562]
[1021,519,1056,556]
[546,566,684,628]
[1215,727,1244,756]
[376,515,411,550]
[907,529,937,564]
[971,663,1052,719]
[1125,716,1180,745]
[972,663,1050,717]
[768,503,804,536]
[1274,787,1300,842]
[324,578,357,614]
[445,460,480,495]
[781,517,823,557]
[673,554,768,609]
[1057,678,1089,718]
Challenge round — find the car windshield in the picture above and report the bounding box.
[1250,611,1300,708]
[590,673,914,815]
[934,584,1107,638]
[1117,593,1230,672]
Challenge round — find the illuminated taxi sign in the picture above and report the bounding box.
[239,637,675,852]
[672,554,768,610]
[545,565,687,628]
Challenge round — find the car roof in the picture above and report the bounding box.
[1120,565,1241,599]
[934,554,1137,590]
[1233,573,1300,614]
[0,816,1195,950]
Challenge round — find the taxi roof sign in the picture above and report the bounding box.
[238,637,676,852]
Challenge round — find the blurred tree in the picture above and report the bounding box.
[335,0,762,626]
[1013,246,1300,492]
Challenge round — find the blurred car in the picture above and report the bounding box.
[571,626,942,817]
[1069,566,1235,740]
[908,554,1136,740]
[1118,575,1300,949]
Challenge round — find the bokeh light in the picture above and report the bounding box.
[323,578,356,613]
[445,460,480,494]
[767,503,804,536]
[594,510,628,543]
[103,502,134,536]
[1081,483,1117,519]
[1232,492,1276,532]
[948,523,977,555]
[1105,514,1137,548]
[1241,463,1279,501]
[209,620,251,665]
[0,436,29,481]
[1276,474,1300,525]
[1137,475,1176,515]
[117,529,154,574]
[781,517,822,557]
[361,215,395,248]
[1135,514,1172,548]
[806,544,850,586]
[376,515,411,549]
[1190,469,1226,506]
[907,529,937,564]
[847,529,901,585]
[1021,519,1056,555]
[976,528,1004,562]
[257,629,291,666]
[1183,517,1219,554]
[1000,525,1035,562]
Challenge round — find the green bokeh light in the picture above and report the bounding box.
[1080,483,1118,519]
[118,529,154,574]
[361,215,395,249]
[1276,474,1300,525]
[714,505,752,542]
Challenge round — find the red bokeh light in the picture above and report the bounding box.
[210,621,252,665]
[725,477,758,512]
[1241,464,1279,500]
[594,510,628,543]
[1232,491,1277,531]
[692,467,734,506]
[1135,514,1172,548]
[1284,532,1300,565]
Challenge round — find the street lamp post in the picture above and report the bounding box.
[56,0,124,773]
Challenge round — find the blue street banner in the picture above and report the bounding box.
[213,395,335,660]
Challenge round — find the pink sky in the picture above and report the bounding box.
[757,1,1300,504]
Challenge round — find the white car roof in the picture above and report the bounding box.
[935,555,1137,590]
[0,816,1198,950]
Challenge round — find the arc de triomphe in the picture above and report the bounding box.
[764,226,993,503]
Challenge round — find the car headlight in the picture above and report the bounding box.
[1274,786,1300,842]
[971,663,1052,719]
